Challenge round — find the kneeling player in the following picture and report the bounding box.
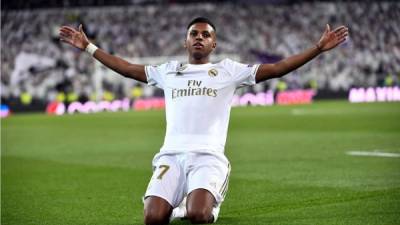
[60,15,348,225]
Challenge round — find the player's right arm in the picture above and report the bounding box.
[59,24,147,83]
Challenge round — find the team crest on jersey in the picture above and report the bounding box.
[208,68,218,77]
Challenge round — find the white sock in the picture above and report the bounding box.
[212,206,220,223]
[170,198,220,223]
[169,197,187,222]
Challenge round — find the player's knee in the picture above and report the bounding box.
[187,208,213,224]
[143,210,169,225]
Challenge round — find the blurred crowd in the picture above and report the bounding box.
[1,2,399,104]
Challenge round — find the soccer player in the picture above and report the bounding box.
[59,17,348,225]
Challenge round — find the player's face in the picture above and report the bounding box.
[185,23,216,61]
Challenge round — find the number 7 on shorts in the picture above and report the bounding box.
[157,165,170,180]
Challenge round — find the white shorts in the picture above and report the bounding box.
[144,151,230,208]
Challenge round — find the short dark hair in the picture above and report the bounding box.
[187,17,216,32]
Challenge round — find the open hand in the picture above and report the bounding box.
[59,24,90,50]
[317,24,349,52]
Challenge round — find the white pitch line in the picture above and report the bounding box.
[346,151,400,158]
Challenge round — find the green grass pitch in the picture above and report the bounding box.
[2,100,400,225]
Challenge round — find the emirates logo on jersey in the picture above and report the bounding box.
[208,69,218,77]
[172,80,218,99]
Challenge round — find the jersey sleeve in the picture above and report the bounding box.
[145,61,176,89]
[221,58,260,87]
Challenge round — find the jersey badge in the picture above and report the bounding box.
[208,68,218,77]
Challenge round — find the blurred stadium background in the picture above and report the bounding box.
[1,1,400,225]
[1,0,399,115]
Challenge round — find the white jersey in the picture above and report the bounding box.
[145,59,260,154]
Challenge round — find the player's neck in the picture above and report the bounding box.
[188,55,210,65]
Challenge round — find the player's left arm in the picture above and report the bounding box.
[255,24,348,83]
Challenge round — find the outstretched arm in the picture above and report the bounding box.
[59,24,147,83]
[255,24,349,83]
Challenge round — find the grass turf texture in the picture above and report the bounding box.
[2,100,400,225]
